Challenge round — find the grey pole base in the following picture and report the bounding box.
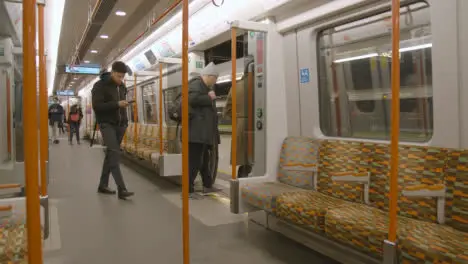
[230,179,239,214]
[40,195,49,240]
[383,239,398,264]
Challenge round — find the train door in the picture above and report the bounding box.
[230,22,268,178]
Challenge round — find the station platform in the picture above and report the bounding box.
[42,138,338,263]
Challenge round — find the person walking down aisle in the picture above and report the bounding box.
[48,96,64,144]
[92,61,134,200]
[68,104,83,145]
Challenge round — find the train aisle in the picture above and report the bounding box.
[43,139,338,264]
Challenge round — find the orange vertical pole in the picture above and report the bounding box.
[133,75,138,151]
[23,0,44,262]
[231,28,237,180]
[6,74,11,155]
[388,0,401,243]
[38,3,48,196]
[159,63,164,155]
[181,0,190,263]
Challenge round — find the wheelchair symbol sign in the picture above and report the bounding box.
[300,68,310,84]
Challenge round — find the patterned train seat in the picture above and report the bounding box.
[0,218,27,263]
[394,145,448,223]
[276,191,347,233]
[399,221,468,263]
[240,137,320,212]
[398,149,468,263]
[324,144,457,260]
[276,140,375,233]
[317,140,374,203]
[241,182,307,213]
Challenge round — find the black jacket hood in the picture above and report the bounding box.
[100,72,111,81]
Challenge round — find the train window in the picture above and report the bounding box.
[127,88,137,122]
[317,1,433,142]
[140,84,158,124]
[163,86,181,126]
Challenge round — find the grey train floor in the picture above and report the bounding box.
[43,139,339,264]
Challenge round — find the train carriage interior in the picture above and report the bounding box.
[0,0,467,263]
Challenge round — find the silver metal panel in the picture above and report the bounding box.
[457,0,468,148]
[282,32,301,136]
[248,32,267,176]
[158,154,181,177]
[429,0,459,147]
[383,240,397,264]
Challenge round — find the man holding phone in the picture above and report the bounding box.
[92,61,134,200]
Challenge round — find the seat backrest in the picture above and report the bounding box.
[368,143,391,210]
[126,123,134,138]
[445,149,468,232]
[277,137,320,190]
[394,145,447,223]
[317,140,373,203]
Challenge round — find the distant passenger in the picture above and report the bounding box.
[59,115,66,135]
[48,97,64,144]
[92,61,134,200]
[68,104,83,145]
[187,62,221,199]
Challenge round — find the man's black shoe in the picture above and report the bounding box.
[118,190,135,200]
[97,187,116,195]
[203,186,221,194]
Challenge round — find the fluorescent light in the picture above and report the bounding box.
[74,77,78,80]
[100,35,109,39]
[334,43,433,63]
[84,60,90,63]
[399,43,432,53]
[91,50,98,53]
[334,53,378,63]
[115,11,126,16]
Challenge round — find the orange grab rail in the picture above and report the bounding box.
[23,0,44,262]
[181,0,190,263]
[388,0,401,243]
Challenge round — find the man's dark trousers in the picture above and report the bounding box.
[98,123,127,191]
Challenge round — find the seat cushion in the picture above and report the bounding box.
[400,222,468,263]
[276,191,347,233]
[325,203,393,257]
[0,219,27,263]
[241,182,306,213]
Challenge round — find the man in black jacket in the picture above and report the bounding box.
[188,62,221,198]
[92,61,134,200]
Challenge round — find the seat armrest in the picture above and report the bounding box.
[282,163,317,189]
[331,171,370,204]
[0,184,21,190]
[402,184,446,224]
